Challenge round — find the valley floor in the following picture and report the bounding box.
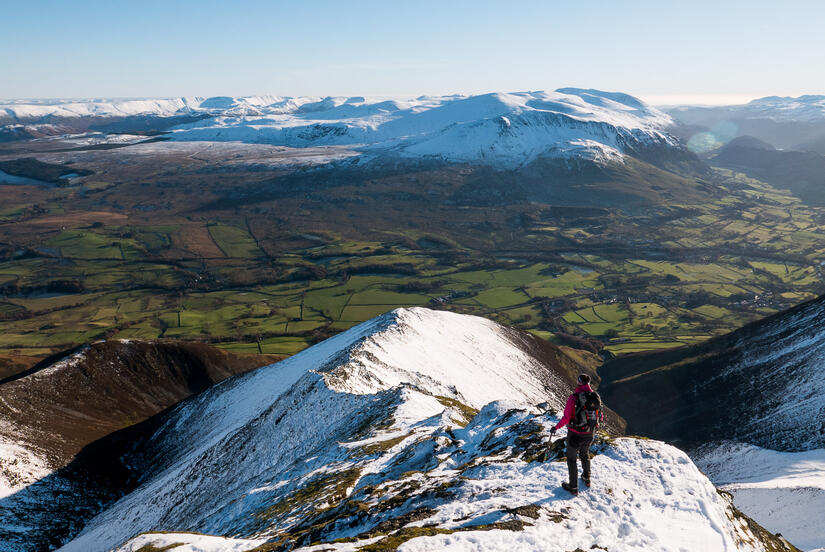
[1,143,824,367]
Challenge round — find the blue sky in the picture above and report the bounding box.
[2,0,824,104]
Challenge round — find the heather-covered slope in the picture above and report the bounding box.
[0,340,279,551]
[0,340,280,466]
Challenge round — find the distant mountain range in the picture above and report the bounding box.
[1,89,678,168]
[668,94,825,153]
[9,91,825,165]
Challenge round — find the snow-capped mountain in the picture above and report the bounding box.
[0,307,789,551]
[601,294,825,550]
[667,94,825,153]
[670,94,825,124]
[1,89,677,168]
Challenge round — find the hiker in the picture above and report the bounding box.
[550,374,602,495]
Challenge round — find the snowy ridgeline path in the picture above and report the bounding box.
[52,308,790,552]
[111,408,788,552]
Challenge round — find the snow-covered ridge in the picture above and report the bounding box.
[57,307,570,551]
[1,89,676,167]
[48,307,789,552]
[114,435,782,552]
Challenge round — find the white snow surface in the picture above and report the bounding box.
[24,345,89,381]
[385,438,759,552]
[694,442,825,551]
[57,308,778,552]
[1,89,675,167]
[59,308,566,551]
[115,532,266,552]
[0,436,51,499]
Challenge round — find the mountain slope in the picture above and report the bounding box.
[709,136,825,205]
[0,340,279,551]
[600,294,825,549]
[23,307,789,552]
[0,340,280,466]
[692,442,825,551]
[599,294,825,451]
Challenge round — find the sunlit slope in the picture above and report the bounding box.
[49,308,790,552]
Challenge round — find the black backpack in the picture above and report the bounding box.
[569,391,602,433]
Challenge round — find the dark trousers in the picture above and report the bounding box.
[566,431,594,488]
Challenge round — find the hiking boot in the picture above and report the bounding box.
[582,476,591,488]
[561,482,578,495]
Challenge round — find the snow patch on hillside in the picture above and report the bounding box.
[695,442,825,551]
[115,532,266,552]
[0,437,50,499]
[25,346,89,381]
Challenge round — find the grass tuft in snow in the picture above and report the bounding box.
[357,434,410,456]
[355,519,532,552]
[356,527,456,551]
[434,396,478,426]
[258,468,362,522]
[135,544,184,552]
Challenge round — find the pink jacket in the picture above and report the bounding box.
[553,383,594,434]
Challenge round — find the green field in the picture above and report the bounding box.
[208,222,263,258]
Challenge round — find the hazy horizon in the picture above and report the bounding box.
[0,92,789,108]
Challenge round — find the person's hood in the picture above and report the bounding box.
[574,383,593,394]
